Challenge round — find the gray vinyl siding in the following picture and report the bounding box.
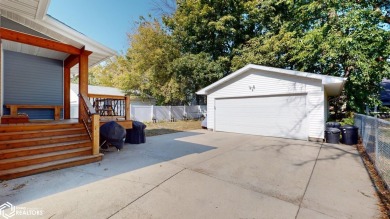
[3,50,63,119]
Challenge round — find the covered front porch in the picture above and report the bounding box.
[0,14,129,179]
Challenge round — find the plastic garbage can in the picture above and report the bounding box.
[340,125,358,145]
[125,121,146,144]
[139,122,146,143]
[326,122,341,130]
[325,128,340,144]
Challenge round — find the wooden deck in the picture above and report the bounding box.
[1,119,133,129]
[100,119,133,129]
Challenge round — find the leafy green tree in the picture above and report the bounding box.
[88,60,121,87]
[164,0,275,74]
[118,18,181,104]
[232,1,390,113]
[290,1,390,112]
[167,52,224,104]
[88,0,390,111]
[231,28,296,70]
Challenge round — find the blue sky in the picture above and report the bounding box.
[48,0,156,54]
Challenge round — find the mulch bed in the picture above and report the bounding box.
[356,141,390,218]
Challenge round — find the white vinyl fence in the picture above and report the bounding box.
[131,105,207,122]
[354,114,390,188]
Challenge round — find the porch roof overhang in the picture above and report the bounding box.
[0,0,116,73]
[196,64,347,96]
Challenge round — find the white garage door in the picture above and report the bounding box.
[215,94,307,140]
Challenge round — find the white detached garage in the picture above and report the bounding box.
[196,64,346,141]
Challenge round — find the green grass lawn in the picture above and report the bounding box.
[144,120,203,137]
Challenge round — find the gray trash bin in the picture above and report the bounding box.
[340,125,358,145]
[325,128,340,144]
[125,121,146,144]
[326,122,341,130]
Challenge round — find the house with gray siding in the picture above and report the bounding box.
[0,0,124,180]
[0,13,116,119]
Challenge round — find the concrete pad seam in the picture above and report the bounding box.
[295,142,325,219]
[106,168,186,219]
[187,167,301,208]
[299,206,339,219]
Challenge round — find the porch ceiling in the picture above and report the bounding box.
[0,0,49,20]
[2,40,109,75]
[2,40,68,60]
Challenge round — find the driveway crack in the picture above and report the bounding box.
[107,168,186,219]
[295,143,323,218]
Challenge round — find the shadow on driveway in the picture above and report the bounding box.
[0,131,215,205]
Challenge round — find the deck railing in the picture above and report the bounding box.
[88,94,130,121]
[79,93,100,155]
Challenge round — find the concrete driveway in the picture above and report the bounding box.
[1,130,379,218]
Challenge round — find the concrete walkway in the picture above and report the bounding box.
[1,130,380,218]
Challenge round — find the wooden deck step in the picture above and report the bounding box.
[0,127,85,141]
[0,123,83,133]
[0,154,103,180]
[0,140,91,159]
[0,147,91,170]
[0,121,101,180]
[0,134,89,149]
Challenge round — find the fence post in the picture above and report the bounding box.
[169,106,172,122]
[91,114,100,155]
[362,115,365,141]
[375,115,379,165]
[131,105,135,121]
[151,105,154,121]
[359,115,363,136]
[183,105,186,120]
[125,96,130,120]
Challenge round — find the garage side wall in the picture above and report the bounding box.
[307,85,325,139]
[206,69,324,139]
